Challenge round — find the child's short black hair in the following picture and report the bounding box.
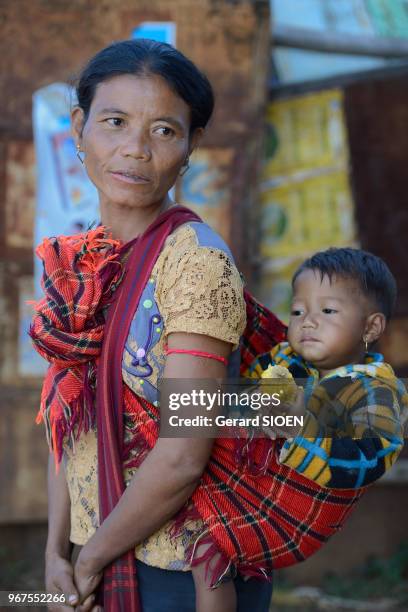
[292,247,397,320]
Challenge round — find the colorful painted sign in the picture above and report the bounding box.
[178,148,234,244]
[32,83,100,295]
[26,83,100,376]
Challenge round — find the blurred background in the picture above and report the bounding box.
[1,1,407,610]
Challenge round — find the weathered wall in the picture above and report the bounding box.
[344,74,408,376]
[0,0,271,522]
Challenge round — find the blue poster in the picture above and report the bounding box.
[131,22,176,46]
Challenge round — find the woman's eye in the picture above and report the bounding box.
[322,308,337,314]
[106,118,124,127]
[154,126,174,137]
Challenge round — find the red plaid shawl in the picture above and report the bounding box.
[31,207,363,611]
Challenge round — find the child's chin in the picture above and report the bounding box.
[298,347,325,362]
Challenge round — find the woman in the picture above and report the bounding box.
[31,39,275,612]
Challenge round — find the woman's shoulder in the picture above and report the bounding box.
[158,221,236,267]
[151,219,246,347]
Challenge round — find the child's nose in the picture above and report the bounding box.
[301,313,318,328]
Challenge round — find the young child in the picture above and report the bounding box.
[250,247,407,488]
[189,247,408,610]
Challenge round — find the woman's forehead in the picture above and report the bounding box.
[90,73,191,118]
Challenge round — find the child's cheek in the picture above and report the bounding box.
[287,324,295,346]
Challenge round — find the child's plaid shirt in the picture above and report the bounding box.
[247,342,408,489]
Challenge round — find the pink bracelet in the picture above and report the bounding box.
[165,347,228,365]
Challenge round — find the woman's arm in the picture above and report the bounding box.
[46,455,103,612]
[46,454,73,562]
[45,455,89,610]
[74,332,231,595]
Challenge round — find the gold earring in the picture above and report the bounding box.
[76,143,84,165]
[179,157,190,177]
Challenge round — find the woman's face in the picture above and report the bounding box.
[72,73,200,211]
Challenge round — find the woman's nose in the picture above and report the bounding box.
[120,129,151,160]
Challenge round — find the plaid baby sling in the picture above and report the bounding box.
[31,206,363,612]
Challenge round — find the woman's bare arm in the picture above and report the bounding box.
[74,332,231,585]
[46,453,101,611]
[46,454,72,561]
[45,455,81,610]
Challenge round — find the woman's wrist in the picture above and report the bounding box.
[45,540,73,562]
[76,538,105,575]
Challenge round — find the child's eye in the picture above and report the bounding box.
[291,309,303,316]
[322,308,338,314]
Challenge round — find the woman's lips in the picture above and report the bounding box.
[110,171,150,185]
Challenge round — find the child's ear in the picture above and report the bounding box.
[364,312,386,344]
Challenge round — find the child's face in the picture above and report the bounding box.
[287,269,371,375]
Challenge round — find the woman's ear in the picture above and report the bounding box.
[71,106,85,148]
[364,312,386,344]
[188,127,204,156]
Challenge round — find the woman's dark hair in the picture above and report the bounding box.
[292,247,397,320]
[75,38,214,133]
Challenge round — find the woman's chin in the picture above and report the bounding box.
[102,193,155,211]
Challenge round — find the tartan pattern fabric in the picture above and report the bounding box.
[240,289,286,375]
[32,209,370,610]
[193,437,362,573]
[248,342,407,488]
[29,228,125,464]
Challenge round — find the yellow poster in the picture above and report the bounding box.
[259,89,357,319]
[260,170,356,259]
[263,89,348,178]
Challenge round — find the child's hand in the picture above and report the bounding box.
[291,386,305,417]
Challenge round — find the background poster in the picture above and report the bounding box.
[131,21,176,45]
[23,83,100,376]
[259,89,357,320]
[33,83,100,292]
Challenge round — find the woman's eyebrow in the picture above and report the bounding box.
[154,116,184,130]
[96,109,184,131]
[97,107,127,115]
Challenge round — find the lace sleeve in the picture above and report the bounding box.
[155,244,246,350]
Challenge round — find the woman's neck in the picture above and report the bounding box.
[100,195,174,243]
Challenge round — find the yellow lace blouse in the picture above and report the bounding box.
[64,222,247,570]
